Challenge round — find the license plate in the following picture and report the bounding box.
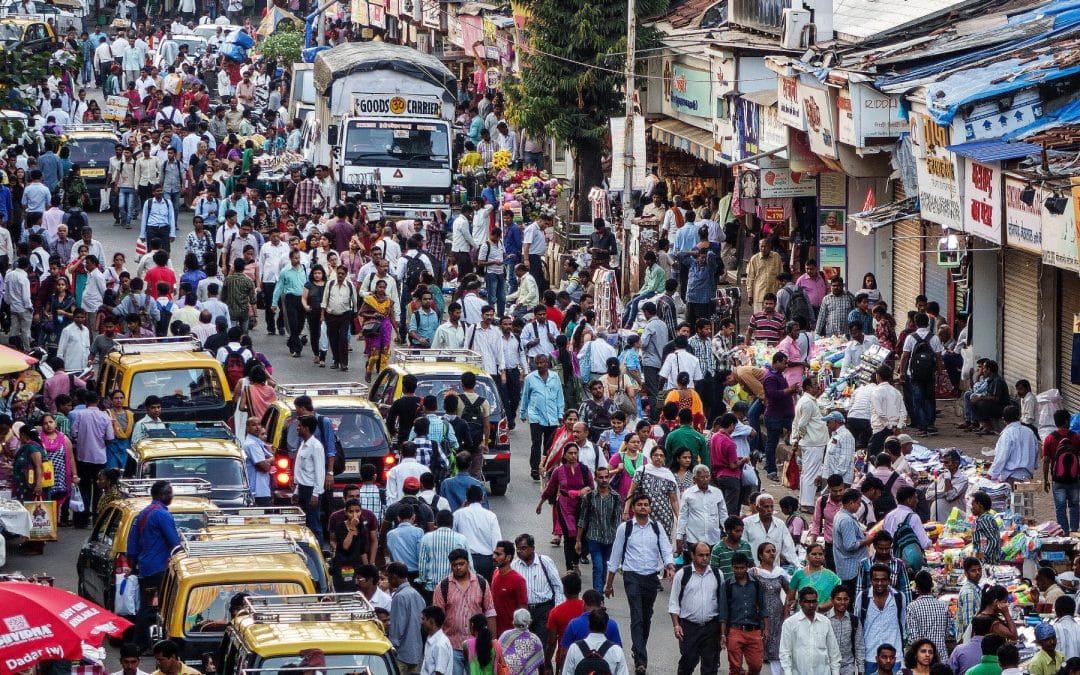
[82,168,105,177]
[345,461,360,473]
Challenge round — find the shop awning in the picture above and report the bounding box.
[849,197,919,235]
[650,119,717,164]
[740,89,779,107]
[944,139,1042,162]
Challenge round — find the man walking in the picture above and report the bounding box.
[721,552,769,675]
[640,302,668,419]
[791,377,830,510]
[576,465,622,591]
[272,248,309,358]
[675,466,727,559]
[418,510,471,600]
[139,185,176,255]
[854,564,906,675]
[71,391,114,527]
[388,561,426,675]
[762,353,798,482]
[605,493,675,673]
[511,533,565,646]
[521,354,564,481]
[906,570,950,660]
[779,587,842,675]
[898,313,945,436]
[323,265,358,371]
[561,609,628,675]
[668,542,723,675]
[833,489,871,590]
[433,548,496,675]
[126,480,180,652]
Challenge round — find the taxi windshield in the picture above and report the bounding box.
[261,653,392,675]
[414,377,502,417]
[129,369,225,410]
[183,582,304,635]
[65,137,115,164]
[173,512,208,532]
[143,457,245,488]
[0,23,22,42]
[284,409,389,457]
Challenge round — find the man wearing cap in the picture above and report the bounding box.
[384,474,436,533]
[822,412,856,485]
[1031,622,1064,675]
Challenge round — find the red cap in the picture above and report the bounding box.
[403,476,422,491]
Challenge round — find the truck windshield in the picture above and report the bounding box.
[344,120,449,167]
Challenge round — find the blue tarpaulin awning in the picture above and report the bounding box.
[944,139,1042,161]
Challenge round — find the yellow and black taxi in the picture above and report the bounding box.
[76,478,219,614]
[369,349,510,495]
[260,382,393,502]
[97,337,233,423]
[154,535,317,665]
[127,421,251,507]
[0,17,56,52]
[217,593,395,675]
[197,507,331,593]
[62,124,121,208]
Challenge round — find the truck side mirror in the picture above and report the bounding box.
[327,125,338,146]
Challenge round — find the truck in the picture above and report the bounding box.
[306,41,457,220]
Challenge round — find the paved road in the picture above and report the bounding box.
[2,208,693,674]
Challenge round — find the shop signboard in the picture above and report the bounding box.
[1005,177,1043,254]
[669,63,712,119]
[912,113,963,230]
[368,2,385,27]
[460,14,483,57]
[797,80,837,159]
[350,0,367,25]
[819,208,846,245]
[735,98,759,160]
[955,88,1043,143]
[850,83,905,143]
[760,166,816,198]
[422,0,440,29]
[1043,192,1079,272]
[777,76,802,129]
[962,159,1002,244]
[760,105,787,153]
[837,87,856,146]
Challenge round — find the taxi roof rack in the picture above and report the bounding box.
[114,336,203,356]
[118,477,212,498]
[137,421,235,441]
[205,506,306,527]
[241,668,372,675]
[241,592,378,623]
[65,123,118,134]
[275,382,369,398]
[176,533,302,558]
[390,348,484,367]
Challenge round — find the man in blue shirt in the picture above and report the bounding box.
[408,290,440,347]
[520,354,564,481]
[560,589,623,648]
[503,219,523,292]
[679,246,718,331]
[139,185,177,254]
[386,504,425,576]
[126,480,181,651]
[37,143,62,192]
[439,451,488,511]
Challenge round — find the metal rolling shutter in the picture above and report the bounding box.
[1060,272,1080,410]
[892,219,922,314]
[923,222,948,308]
[1001,254,1039,386]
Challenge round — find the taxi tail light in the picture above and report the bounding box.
[274,454,292,486]
[114,553,132,576]
[382,453,396,483]
[497,418,509,445]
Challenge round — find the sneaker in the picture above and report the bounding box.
[927,427,939,435]
[767,472,779,482]
[531,470,541,481]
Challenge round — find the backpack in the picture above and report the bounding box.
[676,565,723,607]
[572,640,614,675]
[223,345,246,390]
[439,574,489,606]
[403,253,427,296]
[617,519,663,569]
[156,298,173,337]
[786,286,814,330]
[460,394,487,449]
[873,472,900,520]
[135,295,155,332]
[1052,434,1080,484]
[858,587,905,644]
[893,512,926,572]
[909,332,937,383]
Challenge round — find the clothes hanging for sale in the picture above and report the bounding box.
[588,187,611,223]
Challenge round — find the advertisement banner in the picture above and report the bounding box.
[819,209,846,246]
[736,99,759,160]
[103,96,128,122]
[460,14,484,57]
[777,76,802,129]
[912,113,963,230]
[760,167,816,198]
[963,159,1002,244]
[850,83,905,143]
[837,87,856,146]
[1044,194,1079,272]
[761,105,787,152]
[819,246,846,281]
[1005,177,1043,254]
[668,63,712,119]
[798,81,837,159]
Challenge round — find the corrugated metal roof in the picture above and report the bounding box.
[741,89,778,106]
[944,139,1043,160]
[833,0,969,41]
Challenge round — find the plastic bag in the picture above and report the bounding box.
[99,189,111,211]
[114,573,139,616]
[69,485,85,513]
[741,462,760,489]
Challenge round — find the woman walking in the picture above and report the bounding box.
[755,542,791,675]
[303,265,328,367]
[537,442,591,574]
[359,279,396,381]
[627,444,679,537]
[498,609,545,675]
[13,423,46,554]
[40,413,76,527]
[787,542,842,613]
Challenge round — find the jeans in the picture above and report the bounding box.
[296,483,323,547]
[133,572,163,650]
[908,380,934,431]
[452,650,465,675]
[165,190,182,216]
[747,399,765,454]
[587,540,612,591]
[118,187,136,227]
[621,292,651,327]
[485,271,506,317]
[963,390,975,423]
[529,423,556,473]
[1054,483,1080,532]
[763,414,792,475]
[623,571,660,668]
[234,312,251,335]
[643,365,661,420]
[283,294,305,355]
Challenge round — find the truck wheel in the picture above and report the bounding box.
[490,479,508,496]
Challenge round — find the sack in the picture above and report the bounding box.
[362,319,382,337]
[786,287,814,330]
[1052,435,1080,484]
[893,513,927,572]
[69,485,85,513]
[28,460,55,489]
[99,188,111,211]
[741,462,760,489]
[572,639,614,675]
[23,500,57,541]
[782,455,800,489]
[223,345,246,390]
[910,332,937,383]
[114,573,140,616]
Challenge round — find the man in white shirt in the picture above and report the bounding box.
[471,202,493,254]
[5,257,32,351]
[675,466,727,555]
[571,421,603,477]
[791,379,831,509]
[80,255,108,335]
[579,333,617,380]
[294,416,327,546]
[659,336,704,390]
[743,493,798,566]
[372,227,401,268]
[58,308,92,372]
[460,283,486,325]
[258,229,290,334]
[359,258,400,309]
[519,305,559,364]
[464,305,505,377]
[111,644,152,675]
[432,303,469,350]
[452,484,502,561]
[841,321,879,374]
[451,204,475,274]
[779,586,842,674]
[510,533,565,645]
[869,365,908,453]
[522,213,550,293]
[385,443,428,505]
[505,265,538,311]
[419,607,454,675]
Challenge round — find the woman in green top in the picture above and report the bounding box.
[786,542,841,612]
[12,424,46,555]
[464,612,504,675]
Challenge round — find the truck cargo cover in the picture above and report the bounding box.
[313,42,457,99]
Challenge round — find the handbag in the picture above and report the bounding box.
[23,500,57,541]
[361,319,382,337]
[255,289,265,310]
[29,460,55,489]
[782,454,800,489]
[114,573,140,616]
[613,377,636,418]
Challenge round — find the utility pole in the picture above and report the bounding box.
[620,0,636,295]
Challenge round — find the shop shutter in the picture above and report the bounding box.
[1060,272,1080,411]
[923,222,948,309]
[892,219,922,314]
[1001,253,1039,387]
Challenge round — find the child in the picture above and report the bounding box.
[970,491,1002,564]
[1029,623,1063,675]
[598,411,630,458]
[779,495,807,543]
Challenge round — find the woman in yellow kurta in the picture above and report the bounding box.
[359,280,397,381]
[663,371,706,431]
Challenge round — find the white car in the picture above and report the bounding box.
[0,0,84,33]
[193,22,240,44]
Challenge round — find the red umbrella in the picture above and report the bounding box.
[0,582,132,674]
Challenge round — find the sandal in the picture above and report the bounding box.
[551,537,561,546]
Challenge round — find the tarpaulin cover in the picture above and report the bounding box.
[313,41,456,100]
[1004,97,1080,139]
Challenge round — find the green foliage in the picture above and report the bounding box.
[257,26,304,64]
[0,50,62,111]
[507,0,667,154]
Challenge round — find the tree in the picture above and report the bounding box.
[506,0,666,220]
[256,21,304,65]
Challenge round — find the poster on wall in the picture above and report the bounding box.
[912,113,963,230]
[963,159,1002,244]
[798,81,837,159]
[738,169,760,198]
[819,209,846,246]
[759,167,816,198]
[1005,177,1043,253]
[818,171,847,207]
[777,76,802,129]
[819,246,846,281]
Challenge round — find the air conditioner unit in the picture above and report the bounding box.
[804,0,833,41]
[782,8,812,49]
